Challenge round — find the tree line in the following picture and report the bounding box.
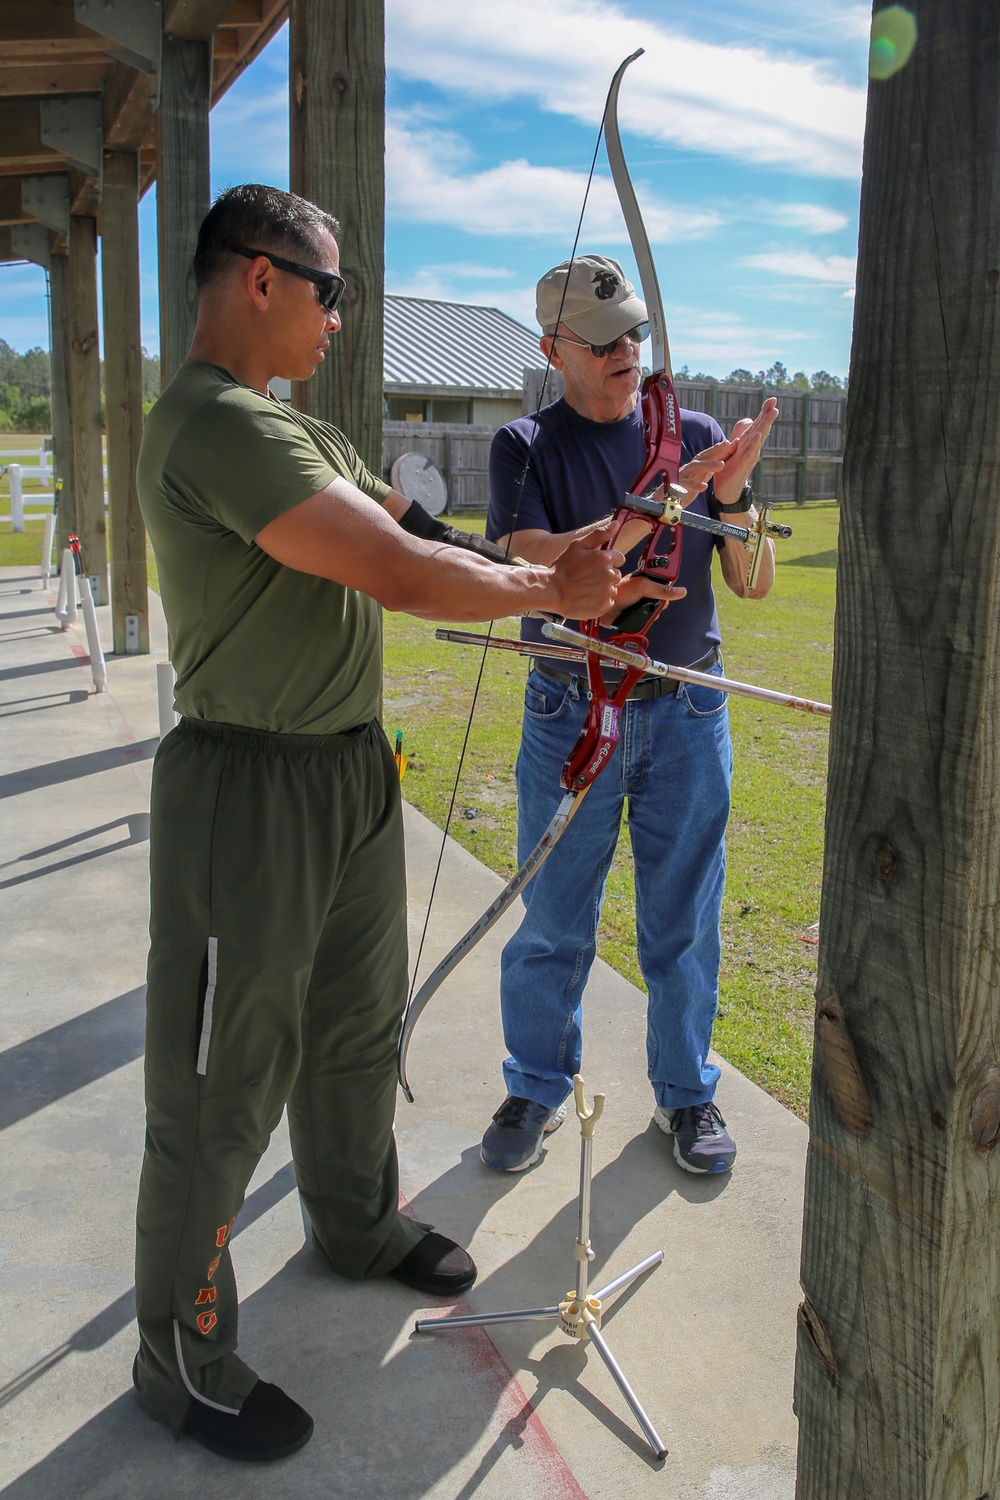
[0,339,847,435]
[0,340,161,432]
[675,362,847,393]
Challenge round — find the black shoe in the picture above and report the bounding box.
[183,1380,314,1462]
[481,1094,567,1171]
[388,1231,477,1296]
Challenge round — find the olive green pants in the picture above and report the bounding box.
[133,718,426,1433]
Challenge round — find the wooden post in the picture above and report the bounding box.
[66,214,106,602]
[156,35,211,388]
[797,390,811,505]
[289,0,385,476]
[795,5,1000,1496]
[48,239,73,556]
[101,150,149,654]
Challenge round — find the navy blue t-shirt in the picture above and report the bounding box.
[487,399,726,668]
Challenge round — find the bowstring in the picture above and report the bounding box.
[405,114,609,1008]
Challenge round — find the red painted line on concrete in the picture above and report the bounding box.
[398,1190,588,1500]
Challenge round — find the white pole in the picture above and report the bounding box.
[156,661,179,739]
[77,575,107,692]
[55,549,77,628]
[9,464,24,532]
[40,513,56,583]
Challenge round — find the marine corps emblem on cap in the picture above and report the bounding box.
[535,254,648,345]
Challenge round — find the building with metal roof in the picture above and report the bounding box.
[383,295,542,426]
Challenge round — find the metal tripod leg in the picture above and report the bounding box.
[416,1305,557,1331]
[584,1314,668,1459]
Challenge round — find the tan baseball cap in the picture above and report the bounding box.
[535,254,647,343]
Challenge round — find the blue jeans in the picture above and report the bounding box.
[500,665,732,1112]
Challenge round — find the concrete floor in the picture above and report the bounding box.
[0,561,807,1499]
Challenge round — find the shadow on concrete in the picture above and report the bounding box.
[0,656,81,684]
[0,1135,692,1496]
[2,605,57,621]
[0,689,90,718]
[0,813,150,890]
[0,739,159,800]
[0,985,147,1132]
[0,1162,299,1416]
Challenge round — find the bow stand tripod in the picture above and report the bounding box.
[414,1075,668,1460]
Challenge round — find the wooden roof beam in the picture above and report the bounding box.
[0,1,115,53]
[0,180,33,225]
[162,0,236,41]
[0,102,62,169]
[0,62,109,95]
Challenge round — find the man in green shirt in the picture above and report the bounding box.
[133,183,625,1463]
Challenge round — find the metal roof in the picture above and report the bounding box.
[384,295,541,397]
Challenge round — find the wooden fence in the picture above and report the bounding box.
[385,378,845,512]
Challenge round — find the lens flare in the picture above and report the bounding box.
[870,6,918,80]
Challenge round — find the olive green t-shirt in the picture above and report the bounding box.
[136,361,391,734]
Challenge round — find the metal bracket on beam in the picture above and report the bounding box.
[22,175,71,235]
[40,99,104,198]
[75,0,162,110]
[10,223,51,270]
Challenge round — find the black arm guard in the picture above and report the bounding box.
[397,500,515,563]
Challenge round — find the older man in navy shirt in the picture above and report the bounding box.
[482,253,778,1175]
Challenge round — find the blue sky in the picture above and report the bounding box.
[0,0,873,380]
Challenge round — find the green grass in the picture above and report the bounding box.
[384,503,838,1119]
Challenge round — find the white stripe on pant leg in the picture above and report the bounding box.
[196,937,218,1076]
[173,1320,241,1414]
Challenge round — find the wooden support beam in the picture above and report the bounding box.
[101,151,148,654]
[0,100,62,168]
[66,214,106,599]
[0,2,114,51]
[163,0,238,41]
[103,60,155,152]
[794,4,1000,1496]
[49,241,73,557]
[0,179,32,224]
[0,62,109,96]
[155,36,211,386]
[289,0,385,477]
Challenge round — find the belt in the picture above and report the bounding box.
[532,644,719,700]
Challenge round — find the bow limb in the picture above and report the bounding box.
[397,787,589,1101]
[602,49,671,379]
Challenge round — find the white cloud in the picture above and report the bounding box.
[669,303,811,372]
[386,118,722,241]
[386,0,866,178]
[387,268,539,329]
[743,251,857,287]
[752,202,849,233]
[210,86,290,183]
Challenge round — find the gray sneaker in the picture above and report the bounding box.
[481,1095,567,1172]
[654,1101,736,1174]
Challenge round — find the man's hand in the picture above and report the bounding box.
[548,521,626,620]
[599,573,686,628]
[711,397,779,507]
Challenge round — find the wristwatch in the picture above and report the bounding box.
[716,481,753,515]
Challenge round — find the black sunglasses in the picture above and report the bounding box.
[232,245,347,313]
[554,324,649,358]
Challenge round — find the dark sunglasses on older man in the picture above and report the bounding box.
[232,245,347,313]
[554,323,649,358]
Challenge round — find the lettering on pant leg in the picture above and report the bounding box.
[206,1254,221,1281]
[195,1287,217,1305]
[215,1216,234,1249]
[196,1311,218,1335]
